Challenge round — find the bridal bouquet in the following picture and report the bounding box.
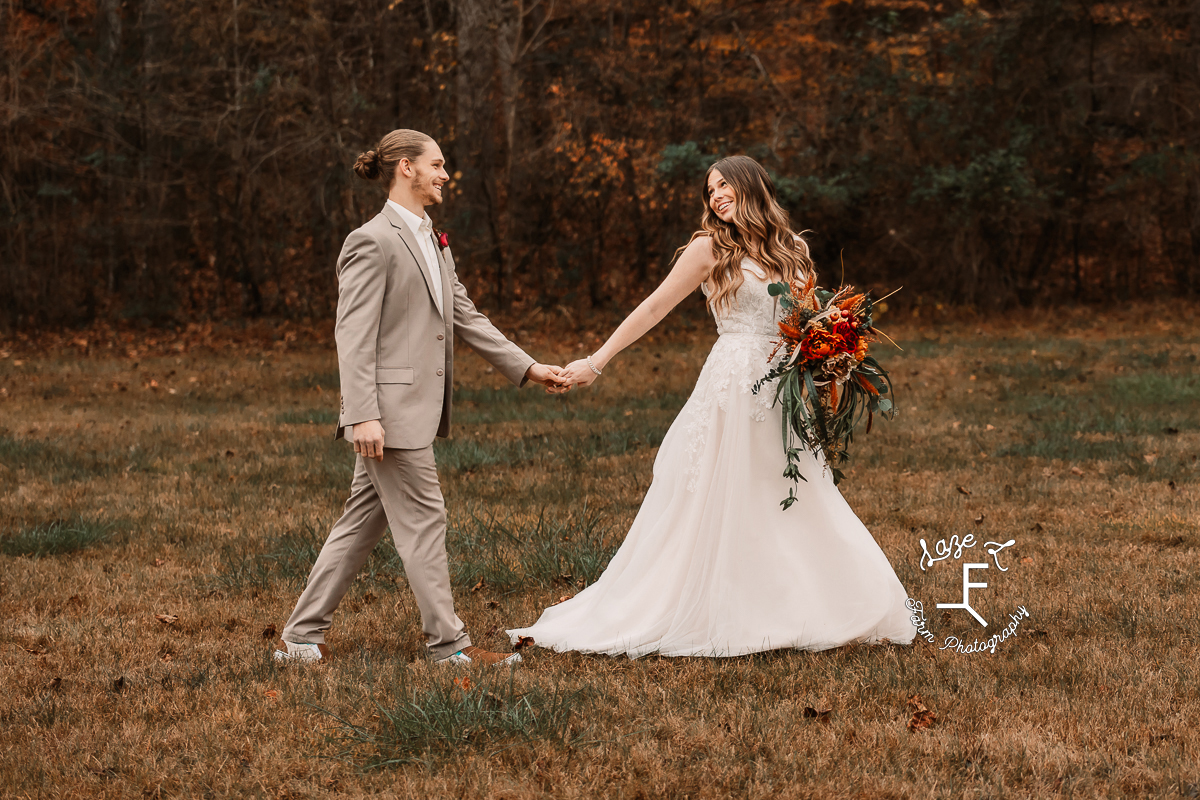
[754,275,896,508]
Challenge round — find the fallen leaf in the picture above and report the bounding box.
[1020,557,1034,564]
[956,486,971,496]
[471,577,486,593]
[154,614,178,625]
[264,690,279,699]
[624,409,634,416]
[1143,453,1158,465]
[974,514,985,525]
[1070,466,1084,476]
[513,636,535,651]
[261,624,277,641]
[985,424,995,431]
[453,677,472,692]
[906,694,937,732]
[1042,467,1054,477]
[153,558,166,567]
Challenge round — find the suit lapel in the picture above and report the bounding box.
[380,203,444,319]
[435,241,452,320]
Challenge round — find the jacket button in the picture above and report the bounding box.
[436,369,444,377]
[437,334,444,340]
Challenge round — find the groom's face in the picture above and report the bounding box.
[403,142,450,207]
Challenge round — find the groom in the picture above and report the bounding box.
[274,128,566,667]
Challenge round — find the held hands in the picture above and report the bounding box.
[353,419,386,462]
[560,357,601,389]
[525,363,572,394]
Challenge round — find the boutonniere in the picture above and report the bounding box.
[434,229,450,252]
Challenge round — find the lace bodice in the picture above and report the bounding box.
[702,260,780,336]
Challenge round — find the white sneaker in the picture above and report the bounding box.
[435,646,521,667]
[273,639,329,663]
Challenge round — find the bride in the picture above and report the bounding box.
[508,156,915,657]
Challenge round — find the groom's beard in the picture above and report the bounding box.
[411,173,443,206]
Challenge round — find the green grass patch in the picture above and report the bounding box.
[0,515,120,558]
[319,671,593,769]
[449,506,616,593]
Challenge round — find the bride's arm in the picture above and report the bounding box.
[561,236,714,387]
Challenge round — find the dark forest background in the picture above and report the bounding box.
[3,0,1200,330]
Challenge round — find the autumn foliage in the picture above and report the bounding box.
[3,0,1199,329]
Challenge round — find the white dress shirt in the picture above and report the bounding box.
[387,199,443,313]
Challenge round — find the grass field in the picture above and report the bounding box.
[2,307,1199,799]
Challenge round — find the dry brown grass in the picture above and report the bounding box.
[2,307,1199,799]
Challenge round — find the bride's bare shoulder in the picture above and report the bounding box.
[681,234,717,264]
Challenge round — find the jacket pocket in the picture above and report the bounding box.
[376,367,415,384]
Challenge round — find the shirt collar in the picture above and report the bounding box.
[386,199,433,237]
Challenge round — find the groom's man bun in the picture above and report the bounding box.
[352,129,434,187]
[353,150,382,180]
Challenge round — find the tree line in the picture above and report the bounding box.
[3,0,1198,329]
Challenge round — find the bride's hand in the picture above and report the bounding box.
[561,358,600,389]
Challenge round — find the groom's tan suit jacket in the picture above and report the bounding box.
[334,203,534,448]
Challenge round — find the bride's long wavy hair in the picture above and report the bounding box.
[677,155,814,313]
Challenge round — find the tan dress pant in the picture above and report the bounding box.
[281,446,470,660]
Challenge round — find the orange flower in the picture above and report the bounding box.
[801,329,845,360]
[839,293,865,313]
[856,373,879,395]
[778,321,805,341]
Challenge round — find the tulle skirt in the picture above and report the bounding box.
[507,333,916,658]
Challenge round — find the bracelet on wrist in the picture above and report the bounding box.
[586,355,603,376]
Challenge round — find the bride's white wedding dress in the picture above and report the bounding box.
[508,261,915,657]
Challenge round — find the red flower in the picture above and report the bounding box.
[832,322,859,352]
[435,230,450,251]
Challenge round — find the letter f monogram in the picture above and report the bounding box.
[937,563,989,627]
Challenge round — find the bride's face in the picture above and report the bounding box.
[707,169,736,223]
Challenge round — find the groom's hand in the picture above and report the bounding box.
[525,363,570,394]
[353,419,386,462]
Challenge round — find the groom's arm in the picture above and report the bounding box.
[334,229,387,425]
[446,258,536,387]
